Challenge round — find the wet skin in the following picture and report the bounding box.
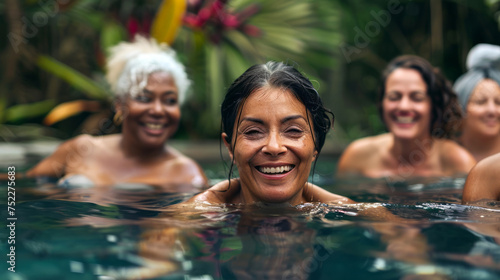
[222,87,318,205]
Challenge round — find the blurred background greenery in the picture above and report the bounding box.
[1,0,499,148]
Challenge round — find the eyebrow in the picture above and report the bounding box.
[142,89,177,95]
[240,115,307,124]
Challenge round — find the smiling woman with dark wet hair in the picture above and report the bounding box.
[25,36,207,191]
[337,55,476,180]
[189,61,352,205]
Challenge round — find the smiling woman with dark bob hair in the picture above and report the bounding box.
[336,55,476,179]
[189,61,352,205]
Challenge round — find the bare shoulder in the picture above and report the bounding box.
[60,134,95,151]
[304,183,355,204]
[164,146,208,187]
[26,134,96,177]
[462,153,500,203]
[188,179,240,204]
[336,134,389,176]
[437,139,476,175]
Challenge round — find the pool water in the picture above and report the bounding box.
[1,160,500,280]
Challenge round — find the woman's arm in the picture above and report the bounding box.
[25,135,88,178]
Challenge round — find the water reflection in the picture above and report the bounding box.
[2,177,500,279]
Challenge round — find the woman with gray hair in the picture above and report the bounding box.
[26,36,207,191]
[454,43,500,162]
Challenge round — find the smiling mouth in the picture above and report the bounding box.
[144,123,165,130]
[257,165,295,174]
[395,116,415,124]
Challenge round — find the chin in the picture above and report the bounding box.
[140,138,167,148]
[391,130,419,140]
[479,130,500,138]
[258,189,298,204]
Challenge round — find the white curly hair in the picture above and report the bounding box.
[106,35,190,104]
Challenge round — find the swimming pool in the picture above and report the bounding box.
[1,157,499,280]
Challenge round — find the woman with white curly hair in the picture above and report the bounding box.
[454,43,500,162]
[26,36,208,191]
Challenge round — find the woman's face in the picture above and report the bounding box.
[463,79,500,137]
[223,87,317,205]
[382,68,432,140]
[119,72,180,148]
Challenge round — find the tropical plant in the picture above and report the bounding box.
[1,0,343,141]
[172,0,342,138]
[4,0,499,144]
[0,0,122,140]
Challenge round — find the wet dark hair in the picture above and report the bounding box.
[377,55,462,139]
[220,61,334,182]
[221,61,334,153]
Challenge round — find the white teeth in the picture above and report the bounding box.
[145,123,163,130]
[259,165,293,174]
[397,116,414,124]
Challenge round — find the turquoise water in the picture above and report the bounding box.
[1,159,500,280]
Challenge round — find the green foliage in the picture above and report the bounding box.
[100,20,127,55]
[36,55,110,100]
[175,0,342,138]
[2,0,500,145]
[5,100,56,123]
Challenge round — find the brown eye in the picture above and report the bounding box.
[134,95,150,103]
[385,92,400,101]
[241,127,264,139]
[285,128,303,136]
[164,97,178,105]
[411,92,427,102]
[472,98,487,105]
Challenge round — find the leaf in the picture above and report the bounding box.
[223,43,253,81]
[206,44,224,119]
[151,0,187,45]
[36,55,110,100]
[5,100,56,123]
[43,100,102,126]
[100,20,127,54]
[225,30,260,60]
[0,96,7,123]
[64,0,106,30]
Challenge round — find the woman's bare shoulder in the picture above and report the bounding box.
[188,179,240,204]
[162,146,208,187]
[336,134,389,176]
[304,183,355,204]
[25,134,98,177]
[462,153,500,203]
[437,139,476,174]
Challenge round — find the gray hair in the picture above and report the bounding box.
[453,44,500,112]
[106,35,190,104]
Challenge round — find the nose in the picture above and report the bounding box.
[262,131,287,156]
[486,99,499,114]
[397,96,411,111]
[150,99,166,116]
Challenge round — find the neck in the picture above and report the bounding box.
[238,183,306,206]
[119,134,167,160]
[460,133,500,161]
[390,134,434,165]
